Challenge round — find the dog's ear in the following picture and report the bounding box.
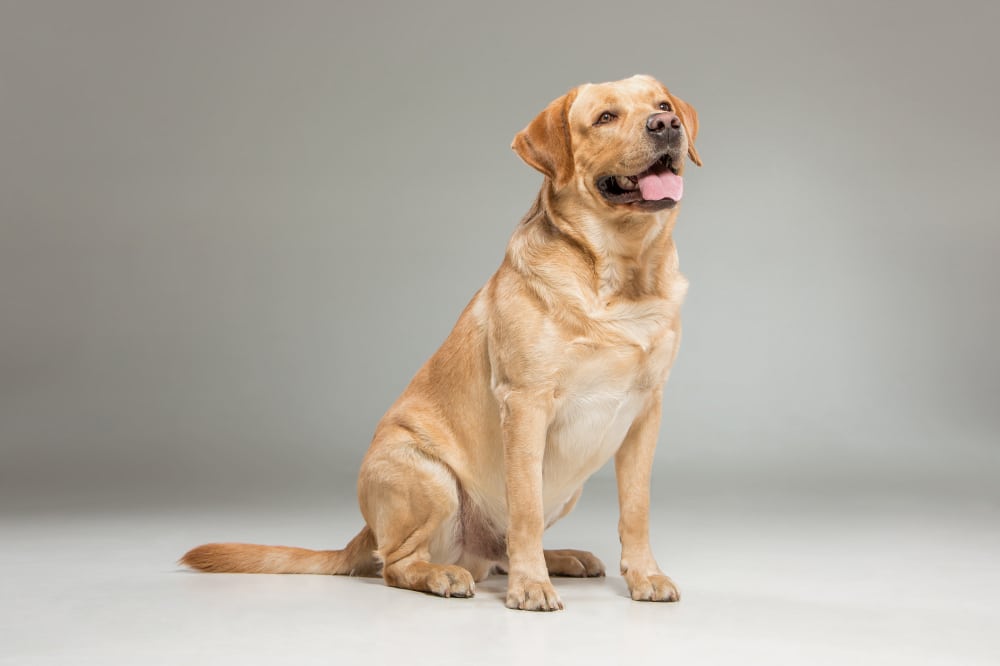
[512,88,579,187]
[667,92,703,167]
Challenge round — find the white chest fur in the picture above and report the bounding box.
[543,382,646,515]
[540,321,677,522]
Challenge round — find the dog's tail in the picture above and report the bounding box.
[180,526,379,576]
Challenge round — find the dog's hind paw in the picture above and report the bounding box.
[544,549,606,577]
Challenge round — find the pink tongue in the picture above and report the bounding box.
[637,171,683,201]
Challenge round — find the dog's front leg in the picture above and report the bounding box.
[500,388,562,611]
[615,390,680,602]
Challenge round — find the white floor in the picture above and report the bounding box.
[2,480,998,665]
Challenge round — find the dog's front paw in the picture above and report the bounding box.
[624,570,680,602]
[505,577,563,611]
[426,564,476,598]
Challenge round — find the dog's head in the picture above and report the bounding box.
[512,74,701,215]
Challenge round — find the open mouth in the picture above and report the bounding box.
[596,153,683,211]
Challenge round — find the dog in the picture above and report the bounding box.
[182,74,702,611]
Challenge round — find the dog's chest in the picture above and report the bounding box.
[540,303,678,515]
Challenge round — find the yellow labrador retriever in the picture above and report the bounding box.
[182,74,701,611]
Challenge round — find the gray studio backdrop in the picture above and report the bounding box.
[1,1,997,512]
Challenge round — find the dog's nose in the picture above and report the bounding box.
[646,112,682,134]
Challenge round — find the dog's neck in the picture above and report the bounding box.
[511,184,682,304]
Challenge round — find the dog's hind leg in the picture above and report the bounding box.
[359,434,475,598]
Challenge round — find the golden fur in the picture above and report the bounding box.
[182,74,702,611]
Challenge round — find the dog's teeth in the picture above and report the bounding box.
[615,175,637,190]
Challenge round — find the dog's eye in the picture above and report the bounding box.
[594,111,617,126]
[659,101,672,112]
